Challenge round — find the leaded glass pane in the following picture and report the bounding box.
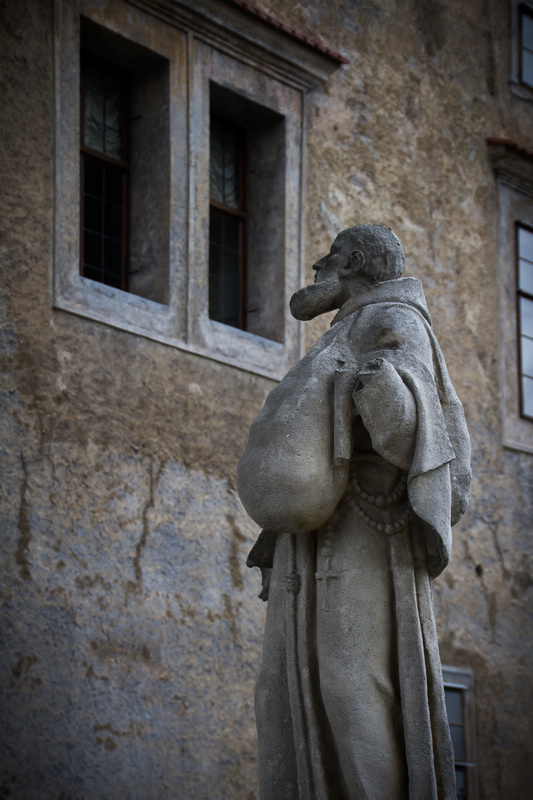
[84,70,105,152]
[83,230,102,269]
[104,167,123,205]
[521,335,533,377]
[83,62,123,158]
[84,195,103,234]
[84,158,103,197]
[82,156,124,288]
[210,118,241,209]
[522,375,533,417]
[104,203,123,240]
[210,127,224,205]
[520,295,533,338]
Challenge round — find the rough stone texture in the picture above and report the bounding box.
[1,0,532,798]
[238,226,470,799]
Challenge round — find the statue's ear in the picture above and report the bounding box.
[341,249,364,274]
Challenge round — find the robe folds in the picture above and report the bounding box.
[238,278,471,800]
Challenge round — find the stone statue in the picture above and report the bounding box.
[237,225,471,800]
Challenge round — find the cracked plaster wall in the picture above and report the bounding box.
[1,0,533,798]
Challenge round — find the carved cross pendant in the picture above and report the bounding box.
[315,563,340,612]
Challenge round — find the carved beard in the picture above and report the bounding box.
[290,278,341,321]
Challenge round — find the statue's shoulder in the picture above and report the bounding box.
[360,298,428,328]
[349,298,432,358]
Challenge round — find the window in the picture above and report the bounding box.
[443,667,477,800]
[511,2,533,100]
[520,5,533,87]
[54,0,345,379]
[80,16,170,303]
[517,224,533,417]
[207,83,286,343]
[81,56,129,290]
[488,138,533,452]
[209,116,247,330]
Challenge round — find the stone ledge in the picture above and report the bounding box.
[128,0,347,89]
[487,137,533,193]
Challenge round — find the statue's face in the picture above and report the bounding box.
[290,233,358,321]
[312,233,353,286]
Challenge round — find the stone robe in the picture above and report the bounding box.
[238,278,471,800]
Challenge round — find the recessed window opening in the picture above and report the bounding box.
[81,57,129,290]
[208,83,286,343]
[443,668,477,800]
[209,117,247,329]
[517,222,533,418]
[80,17,170,303]
[520,5,533,87]
[446,687,468,799]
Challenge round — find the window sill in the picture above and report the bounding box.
[508,77,533,103]
[54,293,291,382]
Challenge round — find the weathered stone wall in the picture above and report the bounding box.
[1,0,532,798]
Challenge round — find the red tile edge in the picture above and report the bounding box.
[487,137,533,160]
[217,0,350,65]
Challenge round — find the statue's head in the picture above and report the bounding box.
[290,224,405,321]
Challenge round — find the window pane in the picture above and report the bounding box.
[210,125,225,205]
[523,12,533,50]
[103,237,123,275]
[84,64,105,152]
[84,158,103,197]
[455,767,467,800]
[522,375,533,417]
[521,336,533,377]
[84,195,103,234]
[104,125,122,160]
[83,62,123,158]
[209,207,242,327]
[104,168,124,206]
[83,230,102,269]
[210,205,223,241]
[518,259,533,294]
[85,103,105,152]
[210,118,241,209]
[523,48,533,86]
[518,226,533,264]
[104,203,123,240]
[520,296,533,338]
[223,139,240,208]
[104,76,122,159]
[450,725,465,761]
[82,156,124,288]
[83,265,102,283]
[445,688,463,725]
[224,212,240,252]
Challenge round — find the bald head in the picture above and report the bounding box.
[338,225,405,283]
[290,224,406,321]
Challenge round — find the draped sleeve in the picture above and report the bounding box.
[346,302,470,578]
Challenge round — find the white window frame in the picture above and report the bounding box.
[489,139,533,453]
[53,0,344,380]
